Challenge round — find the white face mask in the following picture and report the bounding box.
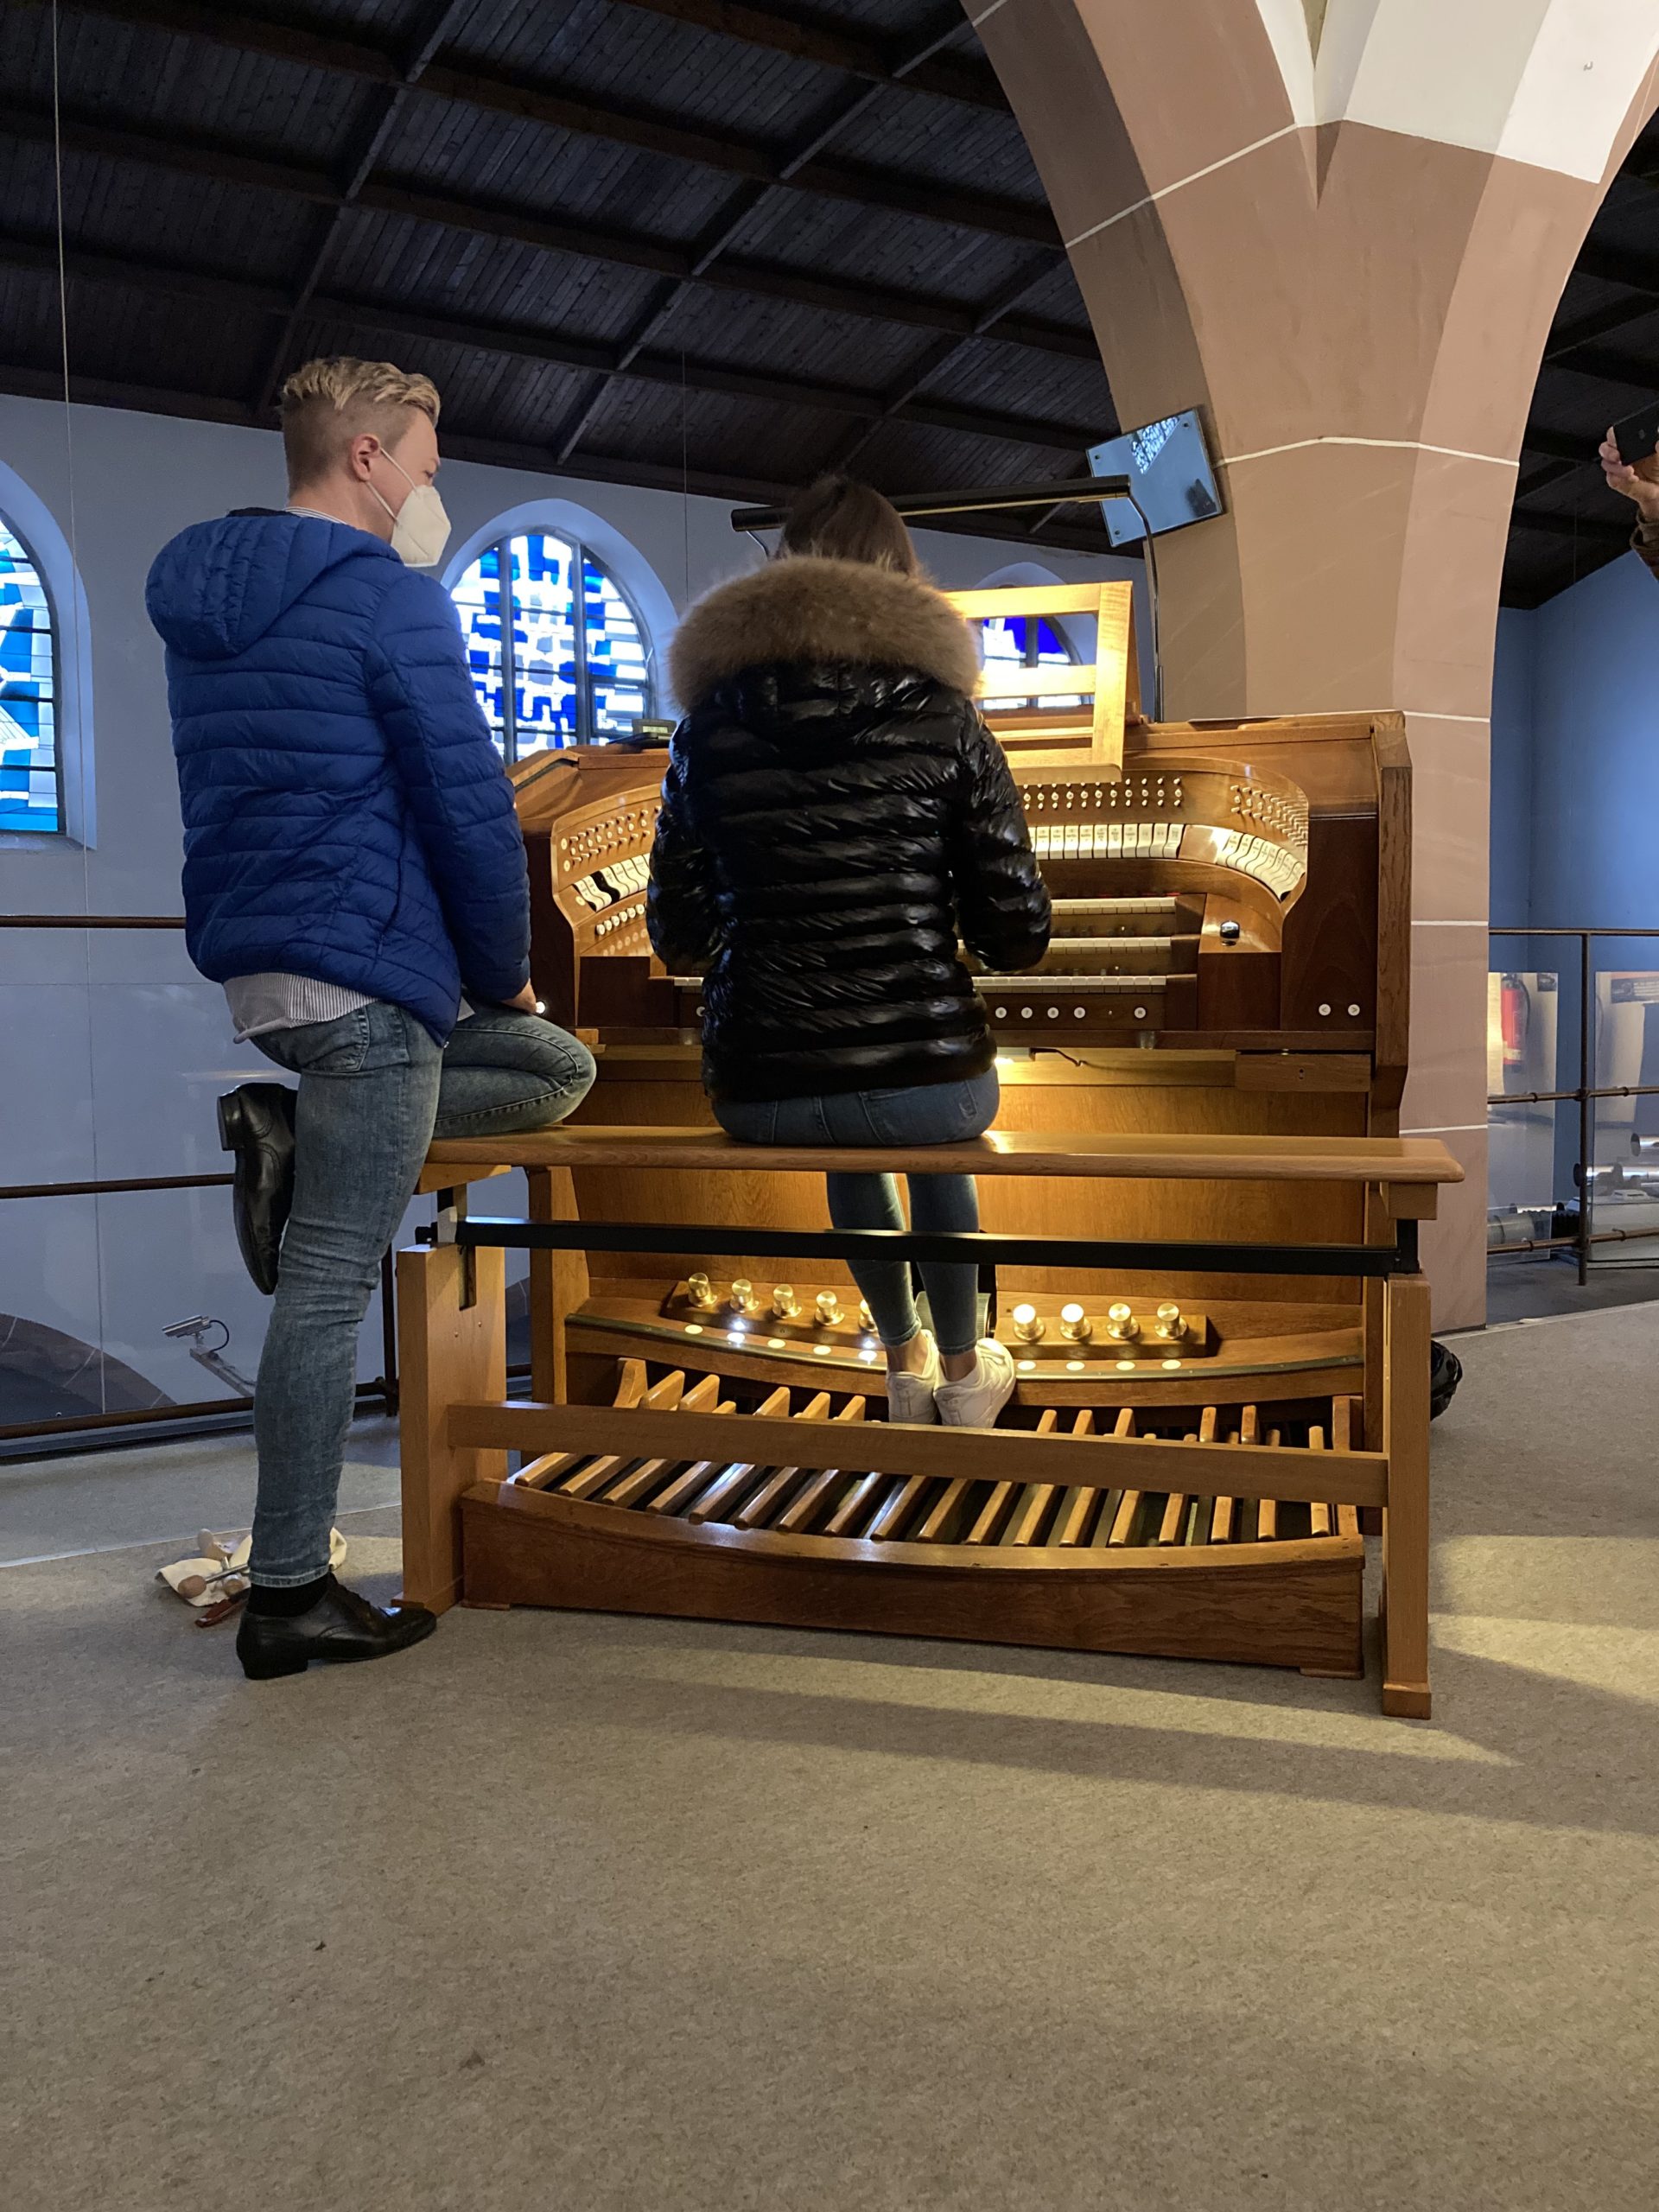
[368,447,450,569]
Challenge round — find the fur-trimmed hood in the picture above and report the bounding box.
[669,556,981,709]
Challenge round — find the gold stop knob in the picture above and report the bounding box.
[1105,1301,1139,1343]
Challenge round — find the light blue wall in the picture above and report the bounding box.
[1490,548,1659,934]
[1529,545,1659,935]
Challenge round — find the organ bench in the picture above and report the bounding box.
[397,1126,1460,1719]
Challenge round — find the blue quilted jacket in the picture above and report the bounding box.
[146,511,530,1041]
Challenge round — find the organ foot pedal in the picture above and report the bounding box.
[457,1356,1369,1680]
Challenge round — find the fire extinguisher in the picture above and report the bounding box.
[1500,973,1529,1070]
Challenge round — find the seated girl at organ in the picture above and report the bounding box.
[647,476,1051,1429]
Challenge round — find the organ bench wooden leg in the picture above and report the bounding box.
[1380,1267,1432,1719]
[397,1241,507,1615]
[526,1165,585,1403]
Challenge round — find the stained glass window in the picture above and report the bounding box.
[448,529,652,758]
[0,519,60,835]
[978,612,1081,713]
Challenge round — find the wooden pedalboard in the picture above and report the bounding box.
[458,1357,1368,1678]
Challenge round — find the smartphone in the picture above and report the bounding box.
[1615,404,1659,467]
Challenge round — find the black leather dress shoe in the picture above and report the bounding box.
[218,1082,297,1295]
[236,1579,438,1681]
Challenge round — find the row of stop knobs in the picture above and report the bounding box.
[683,1275,1187,1345]
[687,1274,874,1329]
[1010,1300,1189,1344]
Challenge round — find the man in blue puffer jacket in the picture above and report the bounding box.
[148,356,594,1680]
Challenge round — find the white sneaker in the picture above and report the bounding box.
[935,1338,1017,1430]
[885,1332,941,1425]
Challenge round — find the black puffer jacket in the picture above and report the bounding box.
[648,556,1051,1103]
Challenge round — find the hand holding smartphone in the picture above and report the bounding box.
[1601,410,1659,520]
[1615,404,1659,468]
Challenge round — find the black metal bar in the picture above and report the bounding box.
[0,913,187,928]
[445,1216,1413,1278]
[1491,1084,1659,1106]
[1580,931,1593,1285]
[1491,1224,1659,1257]
[0,1377,391,1446]
[0,1171,233,1202]
[731,474,1133,531]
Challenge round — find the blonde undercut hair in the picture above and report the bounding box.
[278,356,442,490]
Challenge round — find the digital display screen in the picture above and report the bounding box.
[1086,409,1223,547]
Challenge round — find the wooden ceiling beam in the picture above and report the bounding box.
[0,357,1119,556]
[609,0,1008,112]
[32,0,1055,245]
[250,0,476,414]
[543,4,1043,466]
[1534,336,1656,393]
[0,228,1103,451]
[1522,424,1599,464]
[1,102,1092,359]
[1506,507,1632,545]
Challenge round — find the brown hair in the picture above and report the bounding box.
[779,474,919,576]
[278,356,442,489]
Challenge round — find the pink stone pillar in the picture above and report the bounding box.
[976,0,1659,1325]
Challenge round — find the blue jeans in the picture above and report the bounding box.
[248,1002,596,1585]
[714,1071,999,1356]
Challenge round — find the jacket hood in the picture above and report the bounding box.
[146,511,397,660]
[669,556,982,710]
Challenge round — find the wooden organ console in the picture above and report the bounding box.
[402,582,1446,1713]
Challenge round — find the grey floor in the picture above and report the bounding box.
[0,1422,401,1566]
[1484,1251,1659,1325]
[5,1310,1659,2210]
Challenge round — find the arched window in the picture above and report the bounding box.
[978,609,1082,713]
[448,528,652,757]
[0,517,60,835]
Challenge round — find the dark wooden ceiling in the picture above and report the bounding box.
[0,0,1653,594]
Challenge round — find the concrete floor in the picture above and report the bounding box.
[4,1307,1658,2210]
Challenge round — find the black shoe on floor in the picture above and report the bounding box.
[236,1577,438,1681]
[218,1082,297,1295]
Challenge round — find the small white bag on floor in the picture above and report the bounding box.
[156,1527,347,1610]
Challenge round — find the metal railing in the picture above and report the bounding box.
[1488,925,1659,1283]
[0,912,398,1444]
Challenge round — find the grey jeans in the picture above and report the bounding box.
[248,1001,596,1585]
[714,1071,999,1355]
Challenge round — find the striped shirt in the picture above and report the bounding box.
[224,974,375,1041]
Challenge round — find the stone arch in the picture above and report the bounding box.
[971,0,1659,1320]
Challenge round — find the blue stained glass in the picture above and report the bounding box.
[448,528,652,755]
[510,532,578,753]
[0,519,60,835]
[583,556,650,739]
[978,610,1077,711]
[448,542,510,741]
